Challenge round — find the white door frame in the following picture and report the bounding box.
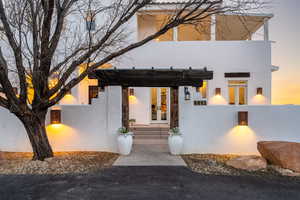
[150,87,170,124]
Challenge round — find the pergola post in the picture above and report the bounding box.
[122,86,129,130]
[170,86,179,129]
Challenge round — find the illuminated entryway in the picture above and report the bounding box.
[151,88,169,124]
[90,68,213,129]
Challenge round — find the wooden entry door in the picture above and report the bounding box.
[151,88,169,123]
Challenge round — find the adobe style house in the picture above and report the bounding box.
[0,1,300,155]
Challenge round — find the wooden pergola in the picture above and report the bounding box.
[90,68,213,129]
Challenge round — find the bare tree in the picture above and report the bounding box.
[0,0,268,160]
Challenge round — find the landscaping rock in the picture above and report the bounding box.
[269,165,300,177]
[226,155,267,171]
[258,141,300,173]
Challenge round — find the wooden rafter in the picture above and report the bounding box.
[90,68,213,87]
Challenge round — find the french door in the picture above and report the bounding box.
[151,88,169,123]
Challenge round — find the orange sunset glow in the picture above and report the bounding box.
[270,0,300,105]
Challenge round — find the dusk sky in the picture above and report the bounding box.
[270,0,300,104]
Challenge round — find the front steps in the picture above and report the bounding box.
[130,124,170,140]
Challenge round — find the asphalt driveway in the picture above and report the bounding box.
[0,166,299,200]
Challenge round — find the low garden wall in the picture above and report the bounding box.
[179,100,300,154]
[0,86,122,152]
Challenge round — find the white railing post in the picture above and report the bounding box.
[264,18,269,41]
[173,26,178,41]
[211,14,216,41]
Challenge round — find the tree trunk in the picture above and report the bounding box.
[19,111,54,161]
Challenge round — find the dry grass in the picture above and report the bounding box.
[0,151,119,175]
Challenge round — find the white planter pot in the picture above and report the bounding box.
[117,133,133,155]
[168,135,183,155]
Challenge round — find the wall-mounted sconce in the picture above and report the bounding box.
[13,87,18,95]
[50,109,61,124]
[66,89,72,95]
[238,111,248,126]
[129,88,134,96]
[99,86,105,92]
[184,87,191,101]
[215,88,221,96]
[257,87,263,95]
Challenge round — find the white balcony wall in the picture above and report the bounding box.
[118,41,272,105]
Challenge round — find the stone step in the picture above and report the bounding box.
[133,131,169,135]
[130,127,170,132]
[133,134,169,139]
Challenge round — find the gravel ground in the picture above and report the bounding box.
[0,152,119,174]
[182,154,299,179]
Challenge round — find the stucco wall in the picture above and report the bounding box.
[0,86,122,152]
[119,40,272,107]
[179,87,300,154]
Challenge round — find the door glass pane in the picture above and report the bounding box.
[239,87,246,105]
[200,81,207,99]
[151,88,157,120]
[229,87,235,105]
[161,88,167,120]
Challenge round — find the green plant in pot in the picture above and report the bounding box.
[117,127,133,155]
[168,127,183,155]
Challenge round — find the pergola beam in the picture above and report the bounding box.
[90,68,213,87]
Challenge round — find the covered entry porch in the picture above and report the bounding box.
[91,68,213,165]
[91,68,214,130]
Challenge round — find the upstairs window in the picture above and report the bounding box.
[86,11,96,31]
[228,80,247,105]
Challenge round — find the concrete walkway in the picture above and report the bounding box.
[113,140,186,166]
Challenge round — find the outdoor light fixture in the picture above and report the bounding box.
[184,87,191,101]
[257,87,263,95]
[238,111,248,126]
[215,88,221,96]
[66,89,72,95]
[99,86,105,92]
[129,88,134,96]
[50,109,61,124]
[13,87,18,95]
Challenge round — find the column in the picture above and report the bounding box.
[170,86,179,129]
[122,86,129,130]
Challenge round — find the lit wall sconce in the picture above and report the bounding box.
[66,89,72,95]
[129,88,134,96]
[50,109,61,124]
[257,87,263,95]
[13,87,18,95]
[238,111,248,126]
[184,87,191,101]
[215,88,221,96]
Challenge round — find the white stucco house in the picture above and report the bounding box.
[1,1,300,155]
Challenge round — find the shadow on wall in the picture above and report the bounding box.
[218,126,259,155]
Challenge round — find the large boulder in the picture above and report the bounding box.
[257,141,300,173]
[226,155,267,171]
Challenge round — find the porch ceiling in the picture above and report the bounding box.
[89,68,213,87]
